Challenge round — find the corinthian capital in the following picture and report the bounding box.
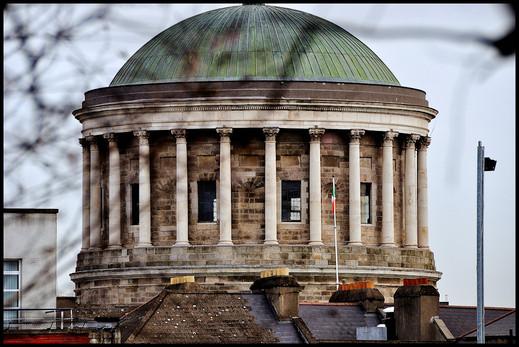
[216,127,233,138]
[383,131,399,143]
[350,129,365,143]
[79,137,90,148]
[418,136,432,150]
[309,127,325,142]
[103,133,117,142]
[171,129,186,139]
[263,127,280,141]
[404,134,421,148]
[133,130,149,145]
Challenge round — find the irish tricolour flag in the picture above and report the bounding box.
[331,177,336,216]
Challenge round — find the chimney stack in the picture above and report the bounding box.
[329,280,385,312]
[250,268,303,320]
[393,278,440,341]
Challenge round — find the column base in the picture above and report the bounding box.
[217,241,233,246]
[347,241,363,246]
[88,247,102,251]
[380,243,396,248]
[263,240,279,245]
[106,245,122,250]
[135,243,152,248]
[404,245,418,249]
[418,246,429,249]
[174,241,190,247]
[308,241,324,246]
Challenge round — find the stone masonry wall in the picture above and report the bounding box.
[276,129,310,244]
[119,133,139,247]
[187,129,220,244]
[231,129,265,244]
[74,245,439,305]
[359,133,381,246]
[320,130,348,245]
[150,131,177,246]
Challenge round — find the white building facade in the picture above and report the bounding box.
[3,209,58,325]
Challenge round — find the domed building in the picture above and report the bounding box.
[72,3,440,305]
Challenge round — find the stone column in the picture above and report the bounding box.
[263,127,280,245]
[381,131,398,247]
[104,133,122,249]
[404,134,421,248]
[417,136,431,249]
[348,129,365,246]
[87,135,101,250]
[79,138,90,251]
[217,127,233,246]
[308,127,325,246]
[134,130,152,247]
[172,129,189,247]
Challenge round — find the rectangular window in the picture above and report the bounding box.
[282,180,301,222]
[198,181,217,223]
[131,183,139,225]
[361,183,371,224]
[3,260,21,324]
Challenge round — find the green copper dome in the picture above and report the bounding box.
[110,4,400,86]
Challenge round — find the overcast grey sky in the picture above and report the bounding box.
[4,4,515,308]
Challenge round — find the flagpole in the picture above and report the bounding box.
[332,176,339,290]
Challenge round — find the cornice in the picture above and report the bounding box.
[74,100,438,122]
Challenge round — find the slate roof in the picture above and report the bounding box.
[439,305,516,338]
[241,293,303,344]
[465,310,516,338]
[117,282,301,344]
[298,302,381,342]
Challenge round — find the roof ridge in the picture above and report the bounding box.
[125,290,169,343]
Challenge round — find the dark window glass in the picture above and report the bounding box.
[361,183,371,224]
[282,181,301,222]
[198,181,217,222]
[131,183,139,225]
[100,186,105,230]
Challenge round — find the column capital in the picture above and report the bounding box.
[216,127,233,137]
[133,130,149,138]
[103,133,118,142]
[85,135,99,150]
[418,136,432,150]
[79,137,90,148]
[404,134,421,148]
[309,127,325,142]
[171,129,186,139]
[263,127,280,141]
[350,129,365,143]
[133,130,149,145]
[383,131,399,143]
[84,135,97,143]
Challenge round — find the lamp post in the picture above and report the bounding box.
[476,141,496,344]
